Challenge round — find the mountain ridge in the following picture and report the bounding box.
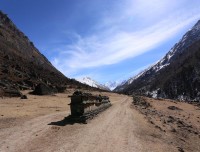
[115,20,200,102]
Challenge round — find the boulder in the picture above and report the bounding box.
[21,95,28,99]
[31,83,57,95]
[168,106,182,110]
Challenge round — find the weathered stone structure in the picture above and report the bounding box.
[68,91,111,122]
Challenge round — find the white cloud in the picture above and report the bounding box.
[51,0,200,77]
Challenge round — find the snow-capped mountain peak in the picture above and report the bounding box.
[104,80,126,91]
[78,77,97,87]
[76,77,110,91]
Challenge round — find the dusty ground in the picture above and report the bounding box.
[0,90,199,152]
[133,96,200,152]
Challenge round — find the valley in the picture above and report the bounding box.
[0,2,200,152]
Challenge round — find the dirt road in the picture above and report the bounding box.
[0,93,176,152]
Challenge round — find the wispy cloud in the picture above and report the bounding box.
[51,0,200,78]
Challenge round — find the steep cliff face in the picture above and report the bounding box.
[115,20,200,102]
[0,11,91,96]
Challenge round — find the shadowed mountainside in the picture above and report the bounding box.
[0,11,96,96]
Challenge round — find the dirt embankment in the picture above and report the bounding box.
[132,95,200,152]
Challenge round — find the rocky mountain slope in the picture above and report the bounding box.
[115,20,200,102]
[0,11,94,96]
[77,77,110,91]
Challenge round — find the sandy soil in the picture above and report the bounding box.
[0,90,199,152]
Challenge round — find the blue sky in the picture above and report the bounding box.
[1,0,200,83]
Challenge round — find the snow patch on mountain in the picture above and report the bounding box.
[144,20,200,75]
[137,20,200,77]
